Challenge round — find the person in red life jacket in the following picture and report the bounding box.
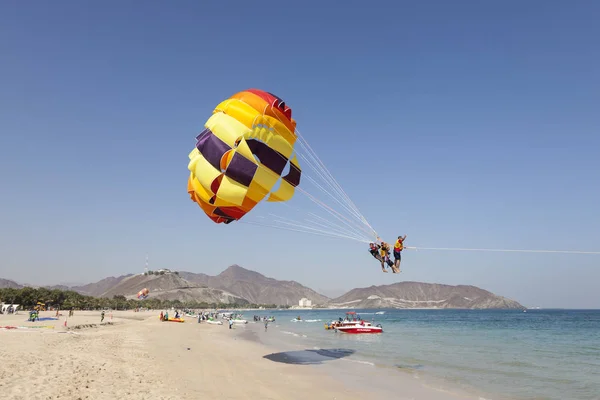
[368,242,388,272]
[393,235,407,272]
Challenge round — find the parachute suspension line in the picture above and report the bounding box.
[293,156,375,239]
[294,131,379,238]
[291,147,366,228]
[269,109,379,239]
[295,139,376,236]
[306,212,372,242]
[405,246,600,255]
[239,220,371,243]
[267,215,370,242]
[267,212,372,243]
[293,143,367,226]
[252,202,373,243]
[303,218,370,242]
[299,158,367,224]
[296,186,376,240]
[242,179,374,242]
[240,109,378,244]
[240,138,378,242]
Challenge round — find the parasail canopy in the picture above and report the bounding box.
[187,89,302,224]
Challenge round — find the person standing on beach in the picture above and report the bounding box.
[264,320,269,331]
[393,235,407,272]
[101,310,105,322]
[229,319,233,329]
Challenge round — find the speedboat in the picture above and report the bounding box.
[325,312,383,334]
[335,320,382,334]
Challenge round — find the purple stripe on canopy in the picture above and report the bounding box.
[282,162,301,187]
[213,207,233,219]
[225,152,257,187]
[246,139,287,175]
[196,128,231,171]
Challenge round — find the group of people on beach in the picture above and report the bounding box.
[369,235,407,273]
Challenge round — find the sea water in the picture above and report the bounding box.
[244,309,600,400]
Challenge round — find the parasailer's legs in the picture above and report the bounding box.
[379,256,388,272]
[393,251,401,273]
[385,256,396,272]
[378,255,388,272]
[381,255,395,272]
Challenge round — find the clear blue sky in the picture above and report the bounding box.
[1,1,599,308]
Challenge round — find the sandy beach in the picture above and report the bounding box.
[0,310,485,400]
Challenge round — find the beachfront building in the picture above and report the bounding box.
[299,298,312,307]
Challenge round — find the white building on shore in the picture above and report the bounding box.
[298,298,312,308]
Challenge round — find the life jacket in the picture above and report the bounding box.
[394,239,404,251]
[380,243,389,256]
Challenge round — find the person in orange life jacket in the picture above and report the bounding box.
[393,235,407,272]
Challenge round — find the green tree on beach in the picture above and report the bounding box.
[0,287,292,311]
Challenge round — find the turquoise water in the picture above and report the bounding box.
[246,309,600,400]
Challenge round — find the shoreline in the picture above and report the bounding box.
[2,310,500,399]
[234,317,503,400]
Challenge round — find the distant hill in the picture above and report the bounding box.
[180,265,330,306]
[101,273,194,298]
[98,273,248,305]
[327,281,524,309]
[74,274,134,296]
[2,265,328,306]
[44,274,134,296]
[140,286,249,305]
[0,279,22,289]
[1,267,525,309]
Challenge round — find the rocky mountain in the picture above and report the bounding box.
[1,268,525,309]
[44,275,134,296]
[101,273,192,298]
[141,287,248,305]
[327,281,524,309]
[0,279,22,289]
[180,265,330,306]
[2,265,327,306]
[74,274,134,296]
[99,273,247,305]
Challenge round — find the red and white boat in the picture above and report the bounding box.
[325,312,383,334]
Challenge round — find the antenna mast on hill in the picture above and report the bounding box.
[144,254,149,274]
